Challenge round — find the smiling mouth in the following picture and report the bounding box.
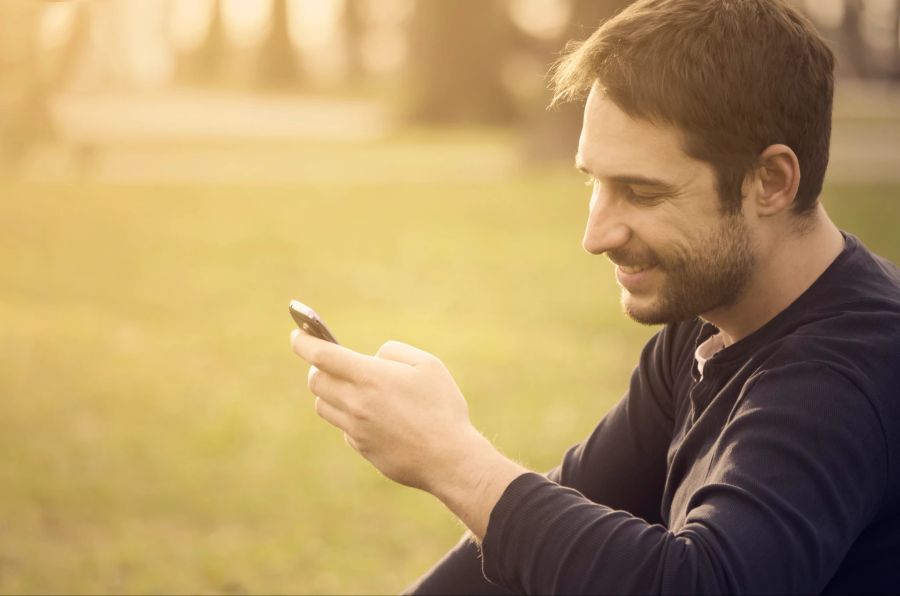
[617,264,655,274]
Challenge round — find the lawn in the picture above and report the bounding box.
[1,134,898,594]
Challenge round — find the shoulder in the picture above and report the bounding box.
[767,307,900,408]
[741,361,875,413]
[753,314,900,444]
[718,362,889,531]
[737,362,888,477]
[758,232,900,422]
[738,359,893,499]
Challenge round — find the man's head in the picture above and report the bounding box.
[557,0,835,324]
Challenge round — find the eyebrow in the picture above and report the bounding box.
[575,159,679,193]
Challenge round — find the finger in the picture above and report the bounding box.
[307,366,358,411]
[291,329,374,383]
[314,396,351,433]
[375,340,437,367]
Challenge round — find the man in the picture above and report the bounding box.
[291,0,900,593]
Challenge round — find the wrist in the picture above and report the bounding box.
[426,427,528,539]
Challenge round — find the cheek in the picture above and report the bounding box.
[647,225,706,270]
[635,219,688,263]
[671,217,746,273]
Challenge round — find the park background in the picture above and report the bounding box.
[1,1,899,593]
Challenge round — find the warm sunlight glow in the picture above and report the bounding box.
[287,0,344,83]
[38,2,77,51]
[361,0,414,28]
[509,0,572,40]
[287,0,341,50]
[222,0,273,48]
[169,0,214,53]
[119,2,174,88]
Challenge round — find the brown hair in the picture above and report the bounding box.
[551,0,835,216]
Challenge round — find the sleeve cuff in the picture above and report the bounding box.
[480,472,562,589]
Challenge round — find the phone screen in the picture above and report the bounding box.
[289,300,339,344]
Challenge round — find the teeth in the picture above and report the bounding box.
[620,264,651,274]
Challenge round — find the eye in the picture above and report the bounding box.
[624,186,664,205]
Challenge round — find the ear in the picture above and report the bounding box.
[749,144,801,217]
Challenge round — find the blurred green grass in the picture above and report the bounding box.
[1,135,898,594]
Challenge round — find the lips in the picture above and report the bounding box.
[614,262,659,292]
[618,264,653,274]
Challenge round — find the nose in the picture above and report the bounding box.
[582,184,630,255]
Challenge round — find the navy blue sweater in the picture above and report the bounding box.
[407,233,900,594]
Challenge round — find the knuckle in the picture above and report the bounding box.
[361,371,380,391]
[355,365,379,389]
[346,400,369,422]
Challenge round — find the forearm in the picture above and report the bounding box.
[481,473,714,594]
[478,365,886,595]
[426,431,529,541]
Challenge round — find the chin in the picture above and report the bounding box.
[621,291,695,326]
[621,293,666,326]
[623,306,670,326]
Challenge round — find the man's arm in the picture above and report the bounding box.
[292,324,682,592]
[291,331,525,523]
[402,325,679,593]
[478,364,886,594]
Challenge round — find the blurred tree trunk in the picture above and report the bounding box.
[342,0,366,85]
[522,0,633,163]
[0,1,88,173]
[177,0,227,85]
[891,2,900,81]
[837,0,870,78]
[405,0,516,124]
[0,2,40,171]
[257,0,303,90]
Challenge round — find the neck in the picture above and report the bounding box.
[703,204,845,346]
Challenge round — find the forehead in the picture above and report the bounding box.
[576,86,704,182]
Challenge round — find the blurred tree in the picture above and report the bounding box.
[0,1,88,174]
[342,0,366,84]
[0,3,40,172]
[405,0,517,124]
[257,0,304,90]
[797,0,900,81]
[892,2,900,80]
[175,0,227,84]
[837,0,871,77]
[521,0,633,163]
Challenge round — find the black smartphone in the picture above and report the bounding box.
[289,300,339,344]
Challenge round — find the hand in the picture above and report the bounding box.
[290,330,492,493]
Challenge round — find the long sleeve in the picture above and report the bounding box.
[546,321,682,524]
[404,325,684,594]
[480,363,888,595]
[401,534,511,595]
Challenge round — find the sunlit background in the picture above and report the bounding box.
[1,1,899,593]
